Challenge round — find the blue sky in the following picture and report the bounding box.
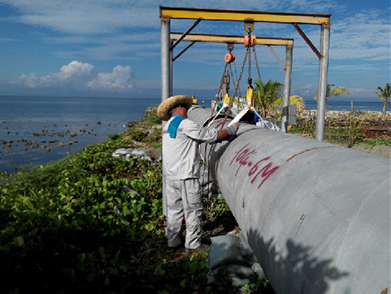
[0,0,389,101]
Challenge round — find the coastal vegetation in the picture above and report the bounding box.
[313,84,350,113]
[251,79,389,151]
[253,81,351,119]
[376,83,391,113]
[314,84,350,101]
[254,79,282,117]
[271,95,305,119]
[290,110,391,150]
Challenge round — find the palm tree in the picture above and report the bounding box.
[254,79,282,117]
[314,84,351,99]
[314,84,350,112]
[376,83,390,113]
[272,95,305,118]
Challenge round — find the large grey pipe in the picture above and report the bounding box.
[188,106,390,294]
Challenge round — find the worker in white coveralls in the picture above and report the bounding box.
[157,95,239,252]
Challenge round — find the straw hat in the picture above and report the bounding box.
[157,95,192,121]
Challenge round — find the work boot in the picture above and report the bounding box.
[186,243,209,253]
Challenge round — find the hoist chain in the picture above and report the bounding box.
[233,46,250,101]
[230,64,237,96]
[252,46,262,85]
[218,46,250,127]
[223,48,249,126]
[232,58,241,97]
[248,41,252,87]
[225,64,231,93]
[216,62,229,101]
[252,46,265,102]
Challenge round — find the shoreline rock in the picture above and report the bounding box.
[298,110,391,128]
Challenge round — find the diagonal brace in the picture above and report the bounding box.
[173,41,196,61]
[292,23,322,59]
[268,45,285,70]
[171,19,202,50]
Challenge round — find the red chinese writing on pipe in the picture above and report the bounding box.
[230,143,280,189]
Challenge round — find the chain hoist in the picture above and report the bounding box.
[216,44,236,102]
[210,22,269,129]
[209,44,237,125]
[227,22,271,128]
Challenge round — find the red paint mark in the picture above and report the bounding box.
[251,162,280,189]
[213,119,228,129]
[235,148,256,176]
[230,144,280,189]
[230,143,249,166]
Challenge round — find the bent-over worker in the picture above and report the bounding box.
[157,95,239,252]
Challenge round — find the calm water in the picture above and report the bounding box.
[0,96,385,173]
[0,96,160,173]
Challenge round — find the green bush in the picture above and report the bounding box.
[0,137,164,293]
[362,135,391,149]
[128,129,149,141]
[107,133,120,140]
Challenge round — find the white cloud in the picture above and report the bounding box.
[16,61,94,89]
[88,65,133,91]
[59,61,94,80]
[15,61,133,92]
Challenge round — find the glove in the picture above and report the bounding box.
[225,123,239,136]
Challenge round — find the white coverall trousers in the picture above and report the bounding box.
[166,178,202,249]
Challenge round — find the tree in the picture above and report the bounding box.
[376,83,390,113]
[272,95,305,118]
[254,79,282,117]
[314,84,350,100]
[314,84,350,112]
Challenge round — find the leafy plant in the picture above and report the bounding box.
[347,112,366,148]
[107,133,120,140]
[272,95,305,119]
[314,84,350,100]
[128,129,149,141]
[0,134,164,293]
[314,84,350,112]
[376,83,391,114]
[254,79,282,117]
[362,135,391,149]
[153,253,211,293]
[205,196,229,219]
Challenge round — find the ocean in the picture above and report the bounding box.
[0,96,161,174]
[0,96,386,173]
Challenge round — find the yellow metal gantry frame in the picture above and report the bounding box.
[170,32,292,70]
[160,6,330,26]
[160,6,331,141]
[170,32,293,47]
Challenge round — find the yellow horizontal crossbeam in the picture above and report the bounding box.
[170,32,293,46]
[160,7,330,25]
